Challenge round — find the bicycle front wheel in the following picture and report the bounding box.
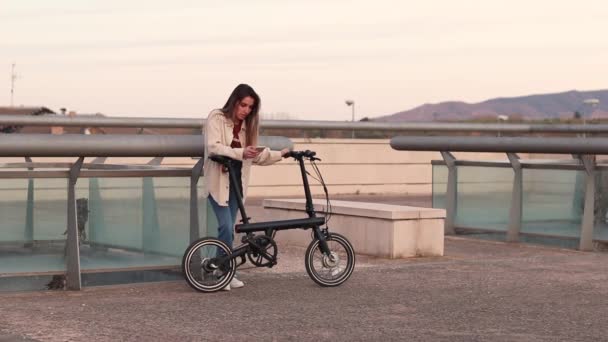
[305,233,355,287]
[182,237,236,293]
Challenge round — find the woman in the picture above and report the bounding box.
[203,84,289,291]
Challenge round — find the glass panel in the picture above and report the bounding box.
[84,177,142,253]
[0,178,30,242]
[594,169,608,242]
[593,169,608,243]
[521,169,582,238]
[454,166,513,231]
[78,177,193,286]
[0,178,67,292]
[34,178,68,242]
[432,164,448,209]
[0,173,218,290]
[431,160,608,247]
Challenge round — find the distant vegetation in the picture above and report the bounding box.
[373,89,608,122]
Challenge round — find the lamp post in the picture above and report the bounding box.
[10,63,17,107]
[582,98,600,138]
[345,99,355,139]
[496,114,509,137]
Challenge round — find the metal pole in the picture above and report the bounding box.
[10,63,16,107]
[190,158,205,243]
[351,103,355,139]
[583,117,587,138]
[66,157,84,290]
[188,158,205,280]
[579,155,596,251]
[506,153,522,242]
[24,156,34,247]
[440,151,457,235]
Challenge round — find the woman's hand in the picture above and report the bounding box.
[280,148,291,158]
[243,146,260,159]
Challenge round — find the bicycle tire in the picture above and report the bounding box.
[182,237,236,293]
[305,233,355,287]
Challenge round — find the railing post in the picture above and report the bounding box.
[579,155,596,251]
[441,151,457,235]
[190,158,205,243]
[66,157,84,290]
[507,153,522,242]
[24,156,34,247]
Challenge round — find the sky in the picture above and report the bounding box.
[1,0,607,121]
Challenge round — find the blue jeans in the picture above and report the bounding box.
[208,187,240,252]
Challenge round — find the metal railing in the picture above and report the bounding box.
[3,113,608,134]
[391,135,608,251]
[7,112,608,292]
[0,134,292,290]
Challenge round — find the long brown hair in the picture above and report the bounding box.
[221,84,260,147]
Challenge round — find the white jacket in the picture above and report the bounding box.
[202,109,283,206]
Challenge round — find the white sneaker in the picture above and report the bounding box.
[222,284,231,291]
[230,277,245,289]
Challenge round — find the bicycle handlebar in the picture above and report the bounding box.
[285,150,321,161]
[210,150,321,164]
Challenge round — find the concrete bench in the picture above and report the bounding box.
[263,199,445,259]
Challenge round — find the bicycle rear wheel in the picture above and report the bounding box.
[182,237,236,293]
[305,233,355,287]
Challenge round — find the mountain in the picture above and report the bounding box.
[373,90,608,122]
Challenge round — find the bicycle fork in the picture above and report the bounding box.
[313,226,331,255]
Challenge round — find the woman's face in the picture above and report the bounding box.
[234,96,255,122]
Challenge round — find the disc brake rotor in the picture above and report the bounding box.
[322,251,340,268]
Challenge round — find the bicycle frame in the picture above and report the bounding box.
[209,152,332,267]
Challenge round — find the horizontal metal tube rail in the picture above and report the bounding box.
[261,121,608,133]
[430,159,608,170]
[2,114,608,133]
[0,115,203,129]
[391,136,608,154]
[0,134,292,157]
[0,134,201,157]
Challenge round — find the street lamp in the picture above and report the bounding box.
[345,99,355,139]
[496,115,509,137]
[581,98,600,138]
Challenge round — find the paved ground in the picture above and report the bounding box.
[1,194,608,341]
[1,236,607,342]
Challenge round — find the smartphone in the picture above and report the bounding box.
[255,146,266,152]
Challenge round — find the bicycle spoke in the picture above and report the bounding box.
[314,248,324,260]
